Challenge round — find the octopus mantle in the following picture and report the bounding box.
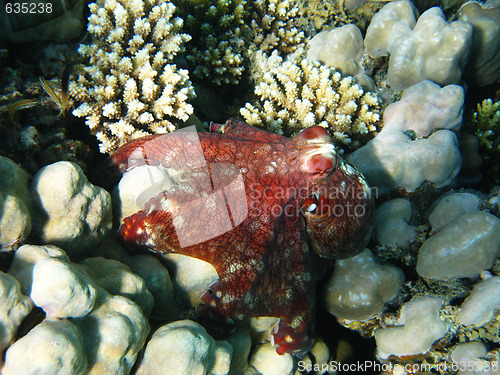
[103,119,373,356]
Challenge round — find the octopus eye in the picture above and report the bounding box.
[301,193,331,216]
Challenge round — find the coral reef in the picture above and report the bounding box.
[363,0,418,59]
[71,0,195,153]
[79,257,154,316]
[324,249,404,321]
[364,0,473,91]
[0,156,31,250]
[0,272,32,355]
[296,0,384,34]
[249,0,305,54]
[6,243,150,374]
[333,187,500,370]
[468,98,500,186]
[172,0,249,85]
[375,296,448,359]
[382,80,464,137]
[458,276,500,327]
[2,319,88,375]
[306,24,364,77]
[417,211,500,280]
[459,0,500,87]
[30,257,97,318]
[0,43,94,175]
[240,51,380,151]
[428,192,480,231]
[248,342,294,375]
[136,320,232,375]
[347,81,463,194]
[3,0,500,371]
[30,161,112,256]
[375,198,417,248]
[451,342,499,375]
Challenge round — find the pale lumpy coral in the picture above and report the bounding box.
[30,161,112,256]
[458,276,500,327]
[347,80,464,194]
[416,211,500,280]
[364,1,473,90]
[459,0,500,87]
[307,24,365,77]
[2,320,88,375]
[0,156,31,250]
[136,320,232,375]
[375,296,448,359]
[71,0,195,153]
[240,51,380,150]
[7,243,151,374]
[364,0,418,59]
[374,198,416,248]
[324,249,404,321]
[0,272,33,355]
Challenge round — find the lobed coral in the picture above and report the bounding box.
[459,0,500,87]
[30,161,112,256]
[172,0,249,86]
[364,1,473,91]
[417,211,500,280]
[6,244,150,374]
[240,51,380,151]
[347,80,464,194]
[70,0,195,153]
[333,187,500,370]
[136,320,232,374]
[306,24,365,77]
[0,156,31,250]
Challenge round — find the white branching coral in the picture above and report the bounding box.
[240,51,380,150]
[250,0,305,54]
[71,0,195,153]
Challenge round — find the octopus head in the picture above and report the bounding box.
[293,126,374,259]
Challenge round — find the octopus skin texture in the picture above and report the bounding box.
[102,118,374,356]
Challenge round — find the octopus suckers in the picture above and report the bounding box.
[222,294,234,304]
[227,262,246,274]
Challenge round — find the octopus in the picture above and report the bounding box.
[102,118,374,356]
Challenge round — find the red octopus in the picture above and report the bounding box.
[102,118,373,356]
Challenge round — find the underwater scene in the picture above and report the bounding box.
[0,0,500,373]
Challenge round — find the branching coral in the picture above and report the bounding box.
[249,0,306,54]
[172,0,249,85]
[470,98,500,185]
[240,51,380,151]
[70,0,195,153]
[296,0,384,33]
